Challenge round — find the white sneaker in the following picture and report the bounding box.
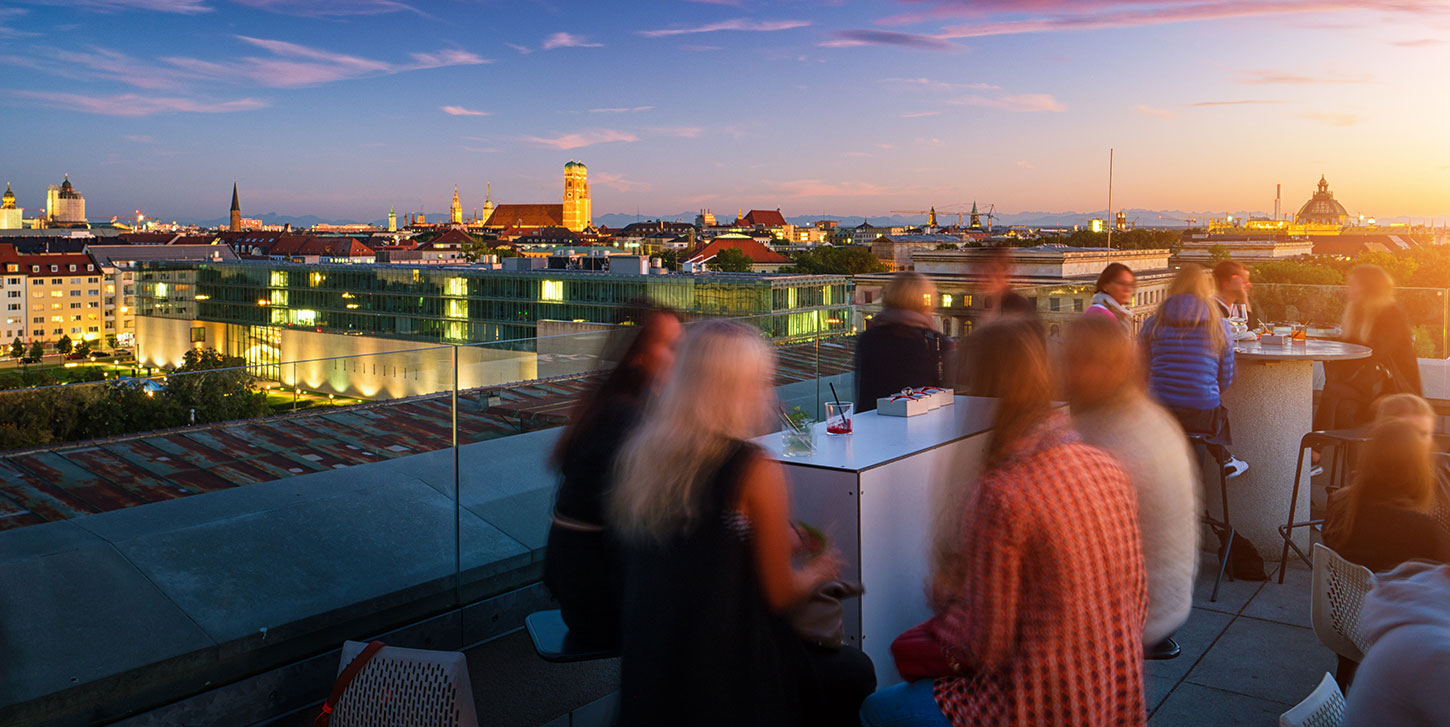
[1223,457,1249,480]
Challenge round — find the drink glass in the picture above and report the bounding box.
[782,426,816,456]
[1291,323,1307,345]
[825,401,854,435]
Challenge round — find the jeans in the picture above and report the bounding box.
[859,680,952,727]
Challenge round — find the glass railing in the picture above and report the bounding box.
[0,307,857,724]
[1253,284,1449,358]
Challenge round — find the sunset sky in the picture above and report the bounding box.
[3,0,1449,222]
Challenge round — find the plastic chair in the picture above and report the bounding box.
[1310,543,1373,665]
[525,609,619,663]
[1278,672,1345,727]
[1278,429,1370,582]
[1184,432,1234,602]
[330,640,479,727]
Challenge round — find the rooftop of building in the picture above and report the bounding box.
[685,237,791,265]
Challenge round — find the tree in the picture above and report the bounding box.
[935,242,960,251]
[708,247,754,273]
[790,246,888,275]
[1208,244,1232,264]
[28,342,44,360]
[165,348,270,424]
[56,335,73,355]
[105,334,118,349]
[657,249,680,271]
[9,338,22,359]
[75,339,93,358]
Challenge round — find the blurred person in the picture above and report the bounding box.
[542,308,682,647]
[1374,393,1436,436]
[612,319,875,726]
[1211,259,1260,330]
[982,245,1038,320]
[861,318,1148,727]
[1139,264,1247,479]
[1342,562,1450,727]
[1084,262,1136,333]
[1316,265,1423,431]
[1323,418,1450,573]
[856,272,952,411]
[1065,316,1199,658]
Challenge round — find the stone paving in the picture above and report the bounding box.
[1147,552,1333,726]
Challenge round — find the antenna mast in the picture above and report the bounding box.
[1106,148,1114,250]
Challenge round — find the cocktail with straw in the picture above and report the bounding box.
[779,405,816,456]
[825,382,853,435]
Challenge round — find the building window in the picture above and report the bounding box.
[70,290,81,297]
[540,280,565,302]
[69,303,81,309]
[941,294,953,308]
[190,327,206,343]
[1049,298,1061,312]
[70,277,80,284]
[1074,299,1084,312]
[32,317,43,323]
[50,265,57,273]
[68,265,76,272]
[88,290,98,296]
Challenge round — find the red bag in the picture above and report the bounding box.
[890,622,960,682]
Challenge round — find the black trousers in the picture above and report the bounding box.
[803,643,876,726]
[1167,404,1235,463]
[541,525,620,648]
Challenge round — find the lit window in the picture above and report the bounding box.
[941,294,953,308]
[541,280,564,302]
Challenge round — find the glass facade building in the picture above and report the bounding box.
[137,261,853,346]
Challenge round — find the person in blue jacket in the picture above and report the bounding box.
[1139,263,1248,480]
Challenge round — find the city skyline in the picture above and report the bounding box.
[2,1,1449,222]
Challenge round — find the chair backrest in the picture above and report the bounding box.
[331,640,479,727]
[1279,672,1345,727]
[1310,542,1374,663]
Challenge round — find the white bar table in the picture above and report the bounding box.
[754,396,996,686]
[1218,339,1370,558]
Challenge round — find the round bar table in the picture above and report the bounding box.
[1215,339,1370,558]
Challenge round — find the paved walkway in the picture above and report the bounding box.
[1148,552,1332,726]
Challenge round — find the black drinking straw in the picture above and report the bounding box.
[828,382,845,419]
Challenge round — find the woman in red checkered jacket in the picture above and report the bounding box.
[861,317,1149,727]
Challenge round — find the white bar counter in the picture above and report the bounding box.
[755,396,996,686]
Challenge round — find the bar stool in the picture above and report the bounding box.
[1185,432,1234,602]
[1276,429,1370,584]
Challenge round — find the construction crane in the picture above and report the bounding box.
[890,203,997,229]
[1155,214,1199,228]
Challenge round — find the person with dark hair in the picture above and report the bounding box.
[1211,259,1259,329]
[855,272,953,411]
[982,246,1039,321]
[542,308,683,647]
[1084,262,1136,332]
[861,317,1148,727]
[1316,264,1423,431]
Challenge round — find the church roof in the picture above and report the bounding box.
[484,203,564,228]
[685,237,789,265]
[739,209,788,228]
[1295,175,1349,224]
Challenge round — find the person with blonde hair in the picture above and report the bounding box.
[1139,263,1247,478]
[1325,417,1449,572]
[612,319,874,726]
[1317,264,1423,430]
[862,317,1148,727]
[855,271,952,411]
[1066,316,1199,659]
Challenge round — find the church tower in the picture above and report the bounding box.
[969,201,981,229]
[481,181,495,225]
[0,183,21,230]
[562,161,591,232]
[229,182,242,232]
[449,186,463,225]
[387,207,397,232]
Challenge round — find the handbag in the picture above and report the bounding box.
[890,621,961,682]
[790,580,864,650]
[315,640,386,727]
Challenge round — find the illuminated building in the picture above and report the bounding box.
[86,243,240,347]
[134,261,851,373]
[387,208,397,233]
[449,186,463,225]
[0,184,22,230]
[0,245,106,346]
[481,181,495,225]
[45,176,87,228]
[1295,175,1350,227]
[484,162,592,233]
[229,182,242,232]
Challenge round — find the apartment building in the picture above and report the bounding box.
[0,246,108,347]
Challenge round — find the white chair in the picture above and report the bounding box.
[1279,672,1345,727]
[1310,542,1374,664]
[330,640,479,727]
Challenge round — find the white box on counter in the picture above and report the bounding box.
[915,387,954,409]
[877,392,933,417]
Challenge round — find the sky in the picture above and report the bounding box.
[2,0,1449,223]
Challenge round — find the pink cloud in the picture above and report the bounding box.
[878,1,1448,34]
[820,30,959,50]
[441,105,490,116]
[158,36,489,88]
[1235,69,1368,84]
[949,93,1065,112]
[230,0,419,16]
[591,172,650,192]
[639,18,810,37]
[542,32,602,50]
[1135,104,1175,119]
[648,126,704,137]
[900,111,941,118]
[15,90,266,116]
[522,129,639,150]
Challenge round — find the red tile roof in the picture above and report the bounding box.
[484,204,564,228]
[740,209,788,228]
[685,237,789,265]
